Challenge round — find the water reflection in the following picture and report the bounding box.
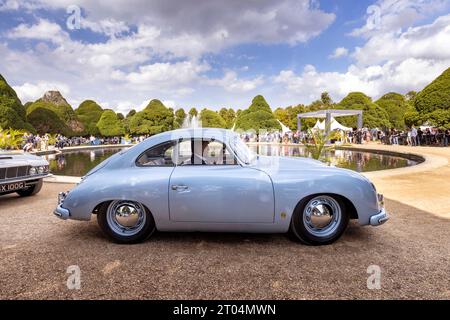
[248,145,417,172]
[45,145,417,176]
[44,148,124,177]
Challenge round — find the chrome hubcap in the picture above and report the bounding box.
[106,201,146,236]
[303,196,341,237]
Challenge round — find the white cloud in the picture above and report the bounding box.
[0,0,336,110]
[273,9,450,105]
[8,18,69,44]
[1,0,449,111]
[82,18,130,37]
[2,0,335,51]
[162,100,177,109]
[350,0,449,37]
[329,47,348,59]
[0,0,19,11]
[207,71,263,93]
[274,58,449,104]
[13,81,70,103]
[353,13,450,66]
[111,61,210,96]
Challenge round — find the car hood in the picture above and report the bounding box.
[250,155,370,182]
[0,152,48,167]
[250,155,324,170]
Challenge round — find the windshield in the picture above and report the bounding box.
[229,135,256,164]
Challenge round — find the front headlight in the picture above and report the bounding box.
[377,193,384,209]
[58,192,68,205]
[29,167,36,175]
[38,166,45,174]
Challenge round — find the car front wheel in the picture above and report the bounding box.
[290,194,349,245]
[97,200,156,244]
[16,179,43,197]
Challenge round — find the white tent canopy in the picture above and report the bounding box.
[277,120,291,134]
[312,117,351,131]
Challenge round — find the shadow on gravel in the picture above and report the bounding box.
[63,215,370,246]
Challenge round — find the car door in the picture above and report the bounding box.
[168,138,274,223]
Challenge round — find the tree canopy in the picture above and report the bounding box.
[27,106,71,135]
[188,107,198,119]
[235,95,281,131]
[375,92,414,129]
[75,100,104,135]
[0,74,26,120]
[174,108,186,129]
[0,74,33,131]
[199,109,227,128]
[337,92,391,129]
[2,69,450,136]
[97,110,125,136]
[414,68,450,114]
[219,108,236,128]
[33,91,84,133]
[128,99,174,135]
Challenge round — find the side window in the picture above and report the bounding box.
[177,139,238,166]
[172,140,192,165]
[136,141,176,166]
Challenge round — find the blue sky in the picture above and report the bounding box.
[0,0,449,113]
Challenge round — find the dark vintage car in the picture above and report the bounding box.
[0,152,51,197]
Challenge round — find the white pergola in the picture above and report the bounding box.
[297,109,363,133]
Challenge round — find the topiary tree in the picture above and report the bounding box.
[97,110,125,137]
[219,108,236,128]
[421,109,450,129]
[199,109,227,128]
[336,92,390,129]
[274,104,318,131]
[235,95,281,131]
[27,107,71,135]
[33,91,84,133]
[415,68,450,114]
[321,92,333,106]
[188,107,198,119]
[75,100,104,135]
[128,99,174,135]
[405,91,417,102]
[126,109,136,118]
[174,108,186,129]
[413,67,450,128]
[0,102,34,132]
[375,92,414,129]
[0,74,35,132]
[0,74,26,120]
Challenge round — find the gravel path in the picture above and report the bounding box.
[0,182,449,300]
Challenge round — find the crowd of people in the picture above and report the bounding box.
[240,126,450,147]
[385,127,449,147]
[21,133,149,152]
[18,125,450,153]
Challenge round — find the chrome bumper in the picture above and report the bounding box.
[54,205,70,220]
[369,208,389,226]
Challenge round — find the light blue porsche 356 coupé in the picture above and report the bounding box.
[54,128,388,245]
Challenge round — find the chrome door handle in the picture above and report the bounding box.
[171,185,188,191]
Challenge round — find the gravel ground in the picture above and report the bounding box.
[0,182,449,300]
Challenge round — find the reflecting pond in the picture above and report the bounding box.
[44,145,419,177]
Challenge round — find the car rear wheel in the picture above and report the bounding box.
[97,200,155,244]
[290,194,349,245]
[16,179,43,197]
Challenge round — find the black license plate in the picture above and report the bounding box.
[0,182,25,193]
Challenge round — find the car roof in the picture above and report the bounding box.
[146,128,238,143]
